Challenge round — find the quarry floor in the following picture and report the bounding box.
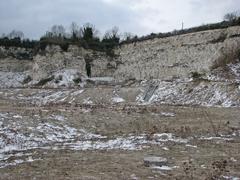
[0,89,239,180]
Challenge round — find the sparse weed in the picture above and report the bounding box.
[206,160,229,180]
[179,126,192,138]
[182,159,197,179]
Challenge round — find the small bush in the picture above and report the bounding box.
[191,72,202,79]
[0,37,38,49]
[16,52,33,60]
[182,160,196,179]
[54,75,63,84]
[210,33,227,44]
[39,38,69,51]
[73,78,82,84]
[36,76,54,86]
[206,160,229,179]
[22,75,32,84]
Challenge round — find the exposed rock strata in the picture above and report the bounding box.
[0,26,240,107]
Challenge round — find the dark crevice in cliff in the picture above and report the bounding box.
[229,34,240,38]
[84,55,92,77]
[209,33,227,44]
[85,62,91,77]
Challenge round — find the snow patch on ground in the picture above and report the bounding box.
[50,115,66,121]
[152,133,188,143]
[0,111,190,168]
[13,115,23,119]
[81,108,92,113]
[83,97,93,104]
[0,111,238,168]
[162,147,169,151]
[55,133,188,151]
[11,89,84,105]
[186,144,197,148]
[112,96,125,103]
[0,156,41,169]
[200,136,233,141]
[160,112,175,117]
[222,175,240,180]
[150,165,174,171]
[85,77,114,82]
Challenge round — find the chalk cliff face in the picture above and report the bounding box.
[113,26,240,81]
[32,45,117,82]
[32,45,86,81]
[0,26,240,107]
[0,26,240,86]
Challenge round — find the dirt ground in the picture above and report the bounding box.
[0,89,239,180]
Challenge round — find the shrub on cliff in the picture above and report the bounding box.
[0,30,37,49]
[0,37,37,49]
[39,37,70,51]
[191,72,202,79]
[102,26,120,51]
[121,17,240,44]
[81,23,95,41]
[224,12,240,22]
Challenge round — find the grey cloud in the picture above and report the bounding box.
[0,0,139,39]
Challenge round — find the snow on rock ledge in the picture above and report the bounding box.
[46,69,85,88]
[0,71,29,88]
[138,80,240,107]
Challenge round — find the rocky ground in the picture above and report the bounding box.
[0,87,239,180]
[0,60,239,179]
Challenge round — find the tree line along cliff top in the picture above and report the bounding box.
[0,16,240,55]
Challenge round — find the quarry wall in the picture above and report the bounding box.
[113,26,240,81]
[1,26,240,82]
[32,45,116,81]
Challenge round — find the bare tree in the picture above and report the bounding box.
[8,30,24,39]
[122,32,134,41]
[104,26,120,39]
[81,23,99,41]
[1,33,6,38]
[51,25,66,38]
[224,12,239,21]
[70,22,80,39]
[44,31,53,38]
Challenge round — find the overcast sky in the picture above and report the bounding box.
[0,0,239,39]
